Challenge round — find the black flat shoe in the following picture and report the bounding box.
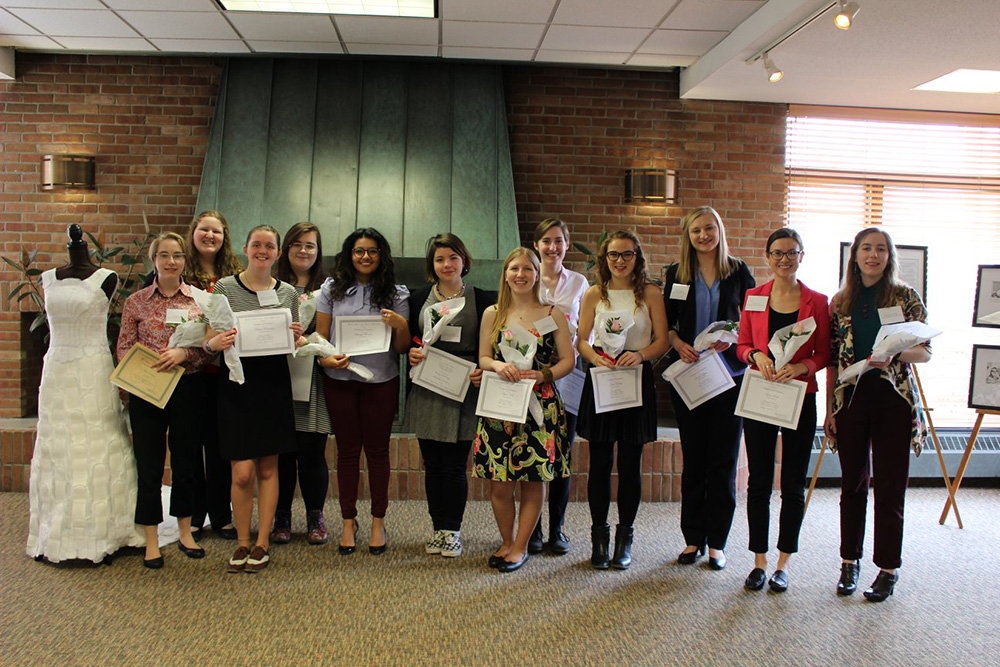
[708,553,727,571]
[677,547,705,565]
[863,570,897,602]
[837,561,860,596]
[497,552,529,573]
[548,531,570,555]
[178,542,206,559]
[214,525,238,540]
[143,556,164,569]
[488,553,505,569]
[527,525,544,555]
[744,567,767,590]
[768,570,789,592]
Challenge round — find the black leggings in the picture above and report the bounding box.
[276,431,330,513]
[419,438,472,532]
[587,438,645,529]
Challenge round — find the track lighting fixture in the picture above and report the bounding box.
[835,1,859,30]
[762,53,783,83]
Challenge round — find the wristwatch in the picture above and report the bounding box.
[204,339,213,353]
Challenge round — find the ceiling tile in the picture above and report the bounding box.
[335,16,438,44]
[0,35,61,48]
[638,29,727,56]
[104,0,218,9]
[442,46,535,60]
[441,0,556,24]
[5,9,139,37]
[53,36,156,51]
[0,11,39,34]
[442,20,544,49]
[118,11,238,40]
[1,1,105,8]
[150,39,251,53]
[345,42,438,56]
[627,53,694,68]
[247,40,344,53]
[228,12,337,41]
[553,0,669,28]
[662,0,764,31]
[535,49,630,66]
[541,25,648,52]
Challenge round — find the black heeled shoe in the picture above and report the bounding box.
[339,519,359,555]
[591,524,610,570]
[610,525,633,570]
[178,542,206,559]
[745,567,767,590]
[708,552,727,571]
[863,570,897,602]
[677,546,705,565]
[837,561,860,596]
[768,570,789,592]
[369,524,388,555]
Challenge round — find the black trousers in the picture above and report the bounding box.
[536,410,577,537]
[672,378,743,551]
[128,373,205,525]
[190,372,232,530]
[587,436,645,529]
[419,438,472,532]
[744,393,817,555]
[277,431,330,513]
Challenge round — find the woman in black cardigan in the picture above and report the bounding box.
[664,206,755,571]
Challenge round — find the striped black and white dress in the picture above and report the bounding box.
[213,275,299,461]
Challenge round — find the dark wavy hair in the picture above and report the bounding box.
[328,227,399,310]
[183,210,243,289]
[596,229,649,309]
[276,222,327,292]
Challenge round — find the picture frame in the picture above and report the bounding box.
[968,344,1000,410]
[972,264,1000,328]
[839,242,928,304]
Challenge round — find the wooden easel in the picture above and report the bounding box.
[939,408,1000,526]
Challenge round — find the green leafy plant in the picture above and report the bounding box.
[2,248,48,342]
[572,230,608,275]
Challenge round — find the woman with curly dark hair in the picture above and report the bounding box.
[315,228,410,556]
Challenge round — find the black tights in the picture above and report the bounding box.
[276,431,329,513]
[587,439,645,528]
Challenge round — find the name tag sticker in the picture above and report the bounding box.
[165,308,187,324]
[533,316,558,336]
[257,289,279,307]
[878,306,904,325]
[745,295,769,312]
[669,284,690,300]
[441,325,461,343]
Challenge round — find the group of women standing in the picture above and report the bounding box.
[69,205,932,603]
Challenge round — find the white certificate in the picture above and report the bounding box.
[662,349,735,410]
[554,366,586,416]
[287,354,314,401]
[734,369,807,429]
[589,365,643,414]
[475,371,535,424]
[234,308,295,357]
[411,346,476,403]
[335,315,391,356]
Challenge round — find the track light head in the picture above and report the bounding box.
[762,53,783,83]
[835,1,860,30]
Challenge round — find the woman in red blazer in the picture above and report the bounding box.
[735,228,830,593]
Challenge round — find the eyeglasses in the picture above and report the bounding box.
[607,251,637,261]
[768,250,802,260]
[290,242,318,254]
[154,252,185,262]
[352,247,381,258]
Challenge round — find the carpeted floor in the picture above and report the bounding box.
[1,488,997,666]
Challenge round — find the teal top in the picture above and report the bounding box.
[850,285,880,360]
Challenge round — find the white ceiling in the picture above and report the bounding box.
[1,0,999,114]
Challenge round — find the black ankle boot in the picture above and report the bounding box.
[611,524,634,570]
[591,524,610,570]
[528,520,545,554]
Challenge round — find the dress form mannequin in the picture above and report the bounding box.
[54,224,115,300]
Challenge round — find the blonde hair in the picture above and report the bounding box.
[490,247,542,343]
[148,231,186,261]
[676,206,738,284]
[595,230,648,309]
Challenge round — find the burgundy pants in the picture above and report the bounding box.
[323,376,399,520]
[835,377,912,569]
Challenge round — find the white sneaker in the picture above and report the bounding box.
[425,530,446,554]
[440,531,463,558]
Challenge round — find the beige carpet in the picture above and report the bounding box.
[2,488,998,666]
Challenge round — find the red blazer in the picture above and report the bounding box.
[736,280,831,394]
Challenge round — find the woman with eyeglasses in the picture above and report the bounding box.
[664,206,755,571]
[270,222,332,546]
[735,228,830,592]
[824,227,931,602]
[316,228,410,556]
[576,230,670,570]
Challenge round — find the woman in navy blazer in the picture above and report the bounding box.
[735,227,830,593]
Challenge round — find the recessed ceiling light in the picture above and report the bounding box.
[914,69,1000,94]
[218,1,436,18]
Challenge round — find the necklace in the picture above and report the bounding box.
[241,271,273,292]
[436,281,466,300]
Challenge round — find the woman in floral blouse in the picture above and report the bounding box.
[824,227,931,602]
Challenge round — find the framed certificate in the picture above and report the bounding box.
[110,343,183,409]
[589,365,642,414]
[475,371,535,424]
[234,308,295,357]
[663,350,735,410]
[734,369,807,429]
[411,346,476,403]
[972,265,1000,328]
[336,315,392,356]
[554,366,586,416]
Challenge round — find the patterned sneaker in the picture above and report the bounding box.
[245,546,270,573]
[440,531,463,558]
[227,546,250,573]
[425,530,446,555]
[306,510,328,545]
[270,510,292,545]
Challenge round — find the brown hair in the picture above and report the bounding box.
[423,233,472,282]
[533,218,570,245]
[595,230,648,309]
[183,210,243,290]
[276,222,326,292]
[834,226,908,315]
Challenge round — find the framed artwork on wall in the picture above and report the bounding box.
[839,242,928,304]
[969,344,1000,410]
[972,264,1000,328]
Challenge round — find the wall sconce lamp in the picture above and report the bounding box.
[625,168,677,204]
[41,154,96,191]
